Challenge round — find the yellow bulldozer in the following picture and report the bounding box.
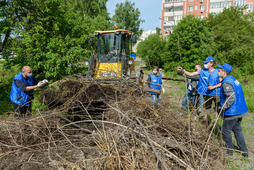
[86,29,138,80]
[85,28,161,94]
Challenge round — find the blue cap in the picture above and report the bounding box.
[203,56,215,63]
[217,64,232,73]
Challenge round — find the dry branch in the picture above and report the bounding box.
[0,78,225,169]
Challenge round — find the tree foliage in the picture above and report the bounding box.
[112,0,144,37]
[138,7,254,75]
[0,0,31,53]
[2,0,111,80]
[207,7,254,75]
[137,34,166,68]
[162,15,215,72]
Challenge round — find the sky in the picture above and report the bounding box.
[106,0,162,31]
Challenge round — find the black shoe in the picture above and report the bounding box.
[236,149,248,158]
[242,153,248,158]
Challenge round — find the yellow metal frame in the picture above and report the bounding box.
[94,62,122,79]
[94,29,131,35]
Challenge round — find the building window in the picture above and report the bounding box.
[210,1,232,8]
[234,0,246,6]
[189,6,193,11]
[247,3,253,12]
[168,16,174,21]
[189,0,193,2]
[200,5,204,11]
[165,0,184,2]
[165,7,171,12]
[165,6,183,12]
[165,16,183,22]
[199,15,204,19]
[175,15,183,21]
[164,26,174,33]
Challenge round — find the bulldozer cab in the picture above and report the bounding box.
[86,29,136,80]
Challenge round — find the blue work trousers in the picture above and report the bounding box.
[197,94,203,112]
[151,94,161,105]
[222,118,248,154]
[182,89,199,111]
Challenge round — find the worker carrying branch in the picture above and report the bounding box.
[147,66,165,105]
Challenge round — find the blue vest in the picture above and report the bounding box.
[206,68,220,96]
[197,68,209,95]
[197,68,220,96]
[149,73,162,95]
[220,76,248,116]
[10,72,34,106]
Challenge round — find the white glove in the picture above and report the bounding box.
[42,79,49,83]
[37,79,48,87]
[37,81,45,87]
[162,88,165,93]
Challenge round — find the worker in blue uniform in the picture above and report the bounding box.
[217,64,248,157]
[147,66,164,105]
[201,56,221,110]
[10,66,48,117]
[180,56,221,112]
[177,63,202,113]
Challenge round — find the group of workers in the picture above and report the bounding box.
[147,56,249,157]
[11,59,249,158]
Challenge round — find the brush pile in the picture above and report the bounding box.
[0,78,225,169]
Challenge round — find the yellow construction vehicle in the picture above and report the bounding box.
[86,29,137,80]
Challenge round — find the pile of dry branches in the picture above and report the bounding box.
[0,79,225,169]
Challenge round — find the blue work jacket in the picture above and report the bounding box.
[197,68,220,96]
[10,72,34,106]
[148,73,162,95]
[220,76,248,116]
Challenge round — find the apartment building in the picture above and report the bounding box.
[161,0,254,35]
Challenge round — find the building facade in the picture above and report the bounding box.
[133,30,157,52]
[161,0,254,35]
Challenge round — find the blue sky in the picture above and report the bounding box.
[106,0,162,31]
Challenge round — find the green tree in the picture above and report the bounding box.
[3,0,111,80]
[137,34,166,68]
[207,7,254,75]
[112,0,144,37]
[156,27,161,35]
[162,15,215,72]
[0,0,31,54]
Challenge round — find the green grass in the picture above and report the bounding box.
[226,156,253,170]
[240,75,254,113]
[241,113,254,148]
